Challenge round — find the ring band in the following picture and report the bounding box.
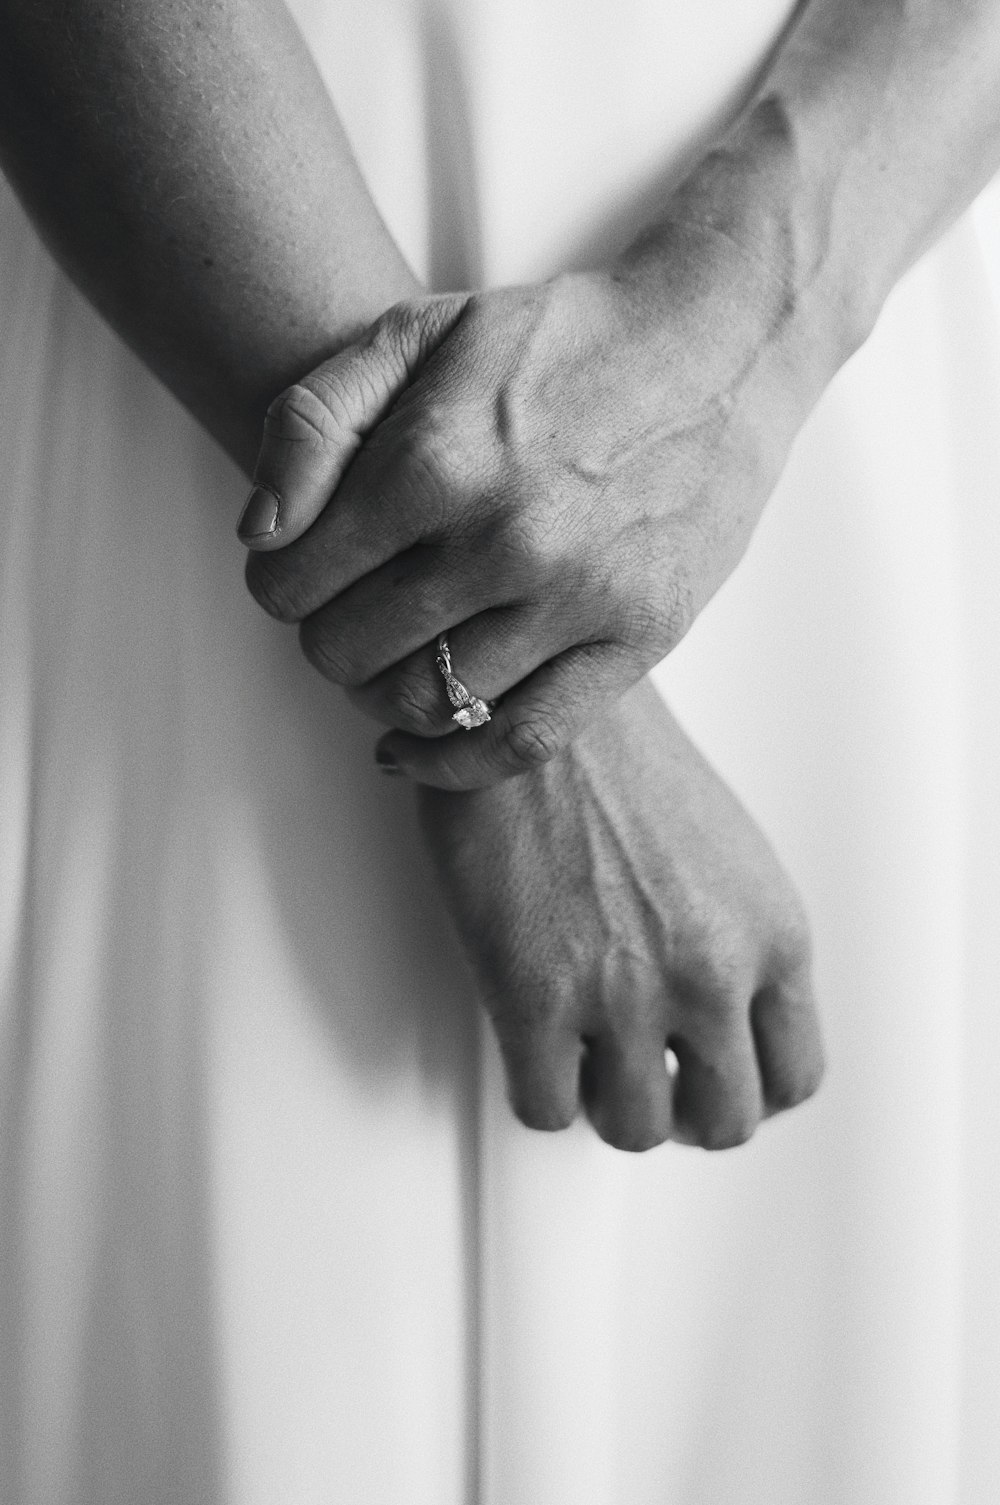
[435,633,494,731]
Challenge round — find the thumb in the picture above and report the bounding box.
[237,293,469,550]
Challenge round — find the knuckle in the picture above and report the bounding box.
[689,909,764,996]
[400,421,455,484]
[390,674,446,736]
[664,577,696,648]
[366,418,469,531]
[265,381,342,446]
[502,712,566,772]
[682,960,747,1025]
[378,296,434,347]
[380,292,469,364]
[373,299,419,350]
[378,297,447,357]
[245,553,308,623]
[297,619,354,684]
[415,409,479,488]
[494,505,568,582]
[626,575,695,657]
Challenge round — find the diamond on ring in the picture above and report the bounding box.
[435,633,494,731]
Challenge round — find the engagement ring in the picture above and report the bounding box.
[435,633,494,730]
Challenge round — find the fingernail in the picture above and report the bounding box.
[237,484,280,542]
[375,746,403,776]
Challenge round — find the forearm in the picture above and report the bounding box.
[0,0,418,473]
[621,0,1000,396]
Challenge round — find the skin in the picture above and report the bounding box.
[422,679,823,1151]
[243,262,808,789]
[242,0,1000,791]
[0,0,416,468]
[0,0,823,1149]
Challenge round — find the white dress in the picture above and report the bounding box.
[2,3,1000,1501]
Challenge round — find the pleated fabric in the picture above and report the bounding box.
[2,3,999,1501]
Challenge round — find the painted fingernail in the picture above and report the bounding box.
[375,746,403,776]
[237,484,280,542]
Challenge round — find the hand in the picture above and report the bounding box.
[417,678,824,1151]
[240,223,819,790]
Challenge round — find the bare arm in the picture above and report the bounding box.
[652,0,1000,371]
[0,0,418,472]
[240,0,1000,791]
[0,0,828,1150]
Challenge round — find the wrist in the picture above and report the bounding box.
[717,94,883,367]
[613,94,878,423]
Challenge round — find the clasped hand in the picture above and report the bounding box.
[239,248,826,1149]
[242,242,803,788]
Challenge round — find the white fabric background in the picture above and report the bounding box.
[2,2,999,1501]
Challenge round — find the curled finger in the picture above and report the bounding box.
[348,604,582,738]
[373,640,643,788]
[296,542,499,690]
[751,966,826,1115]
[239,293,469,551]
[668,1023,763,1151]
[580,1025,674,1153]
[492,1015,583,1134]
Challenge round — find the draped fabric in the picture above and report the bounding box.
[2,3,999,1500]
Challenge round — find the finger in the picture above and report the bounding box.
[295,529,536,693]
[244,373,473,625]
[491,1016,583,1134]
[668,1024,764,1151]
[580,1027,673,1153]
[346,604,586,737]
[294,541,495,689]
[373,641,642,788]
[238,294,469,551]
[750,969,826,1115]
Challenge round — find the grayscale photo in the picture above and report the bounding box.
[1,2,999,1501]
